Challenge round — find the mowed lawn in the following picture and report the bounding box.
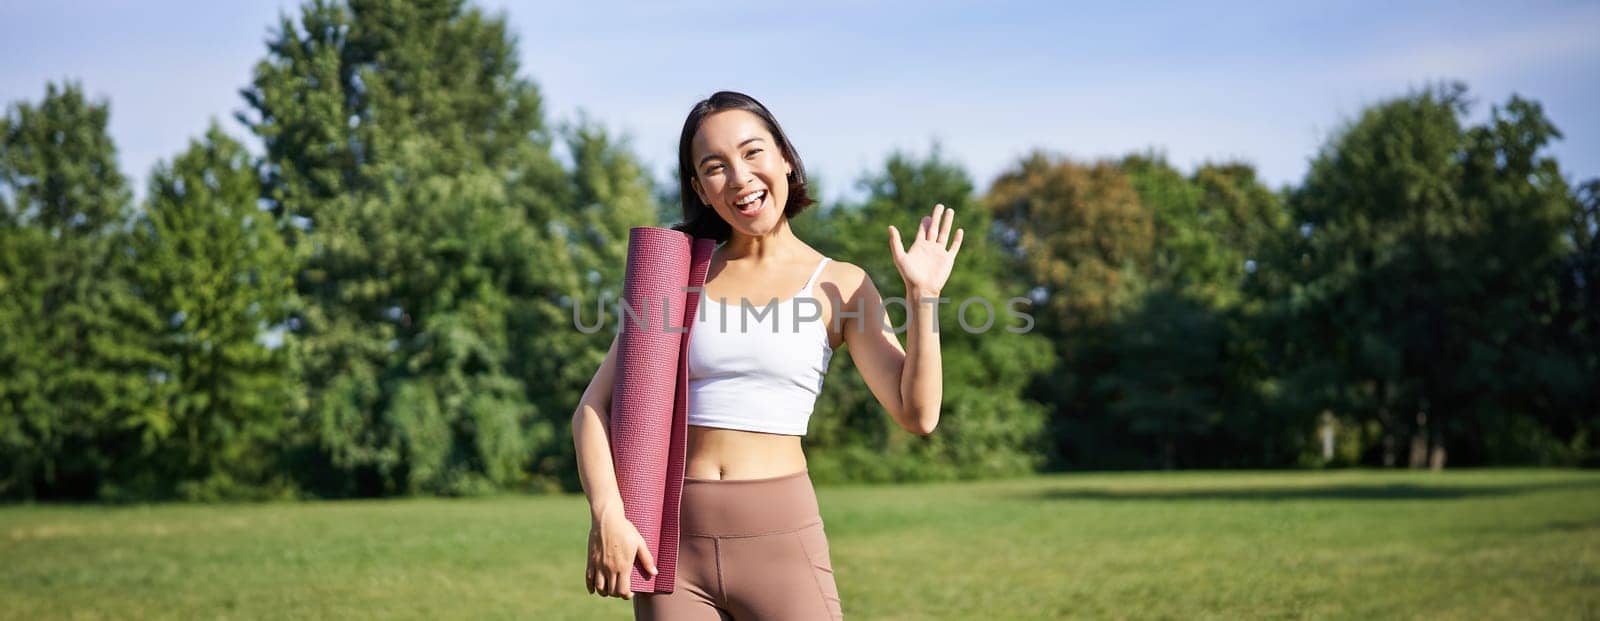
[2,469,1597,620]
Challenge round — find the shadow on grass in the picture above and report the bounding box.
[1541,519,1600,532]
[1022,478,1600,502]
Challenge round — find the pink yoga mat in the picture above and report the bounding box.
[609,226,715,594]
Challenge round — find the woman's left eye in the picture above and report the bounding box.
[745,149,762,157]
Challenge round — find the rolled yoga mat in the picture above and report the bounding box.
[609,226,715,594]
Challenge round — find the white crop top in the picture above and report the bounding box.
[686,256,834,436]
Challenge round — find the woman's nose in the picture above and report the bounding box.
[728,161,754,188]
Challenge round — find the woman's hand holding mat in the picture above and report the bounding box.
[587,503,657,600]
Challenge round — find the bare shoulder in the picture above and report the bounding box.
[821,259,870,301]
[813,259,867,348]
[823,260,891,322]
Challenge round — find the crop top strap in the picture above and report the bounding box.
[801,257,831,293]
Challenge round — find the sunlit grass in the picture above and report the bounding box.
[3,469,1596,619]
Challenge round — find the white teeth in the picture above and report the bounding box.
[736,190,765,207]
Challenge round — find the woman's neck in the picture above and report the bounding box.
[720,217,808,264]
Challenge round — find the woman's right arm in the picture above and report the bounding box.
[572,330,655,599]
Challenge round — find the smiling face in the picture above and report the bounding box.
[689,109,794,236]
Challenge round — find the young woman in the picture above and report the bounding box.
[572,90,962,620]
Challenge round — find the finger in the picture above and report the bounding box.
[587,565,596,594]
[621,573,633,600]
[888,225,906,260]
[950,228,965,257]
[937,206,954,246]
[921,215,934,241]
[595,570,608,596]
[640,544,657,577]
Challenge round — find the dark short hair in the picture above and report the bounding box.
[671,91,814,242]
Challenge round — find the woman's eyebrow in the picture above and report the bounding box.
[698,137,767,167]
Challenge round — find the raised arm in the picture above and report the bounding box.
[842,264,942,435]
[843,203,963,435]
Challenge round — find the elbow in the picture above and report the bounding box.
[902,409,938,436]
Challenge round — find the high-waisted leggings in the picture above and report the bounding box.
[634,469,843,620]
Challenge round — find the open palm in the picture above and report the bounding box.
[889,204,964,294]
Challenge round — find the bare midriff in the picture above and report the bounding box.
[683,424,807,480]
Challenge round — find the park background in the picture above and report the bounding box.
[1,1,1597,617]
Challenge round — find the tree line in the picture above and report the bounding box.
[2,0,1594,501]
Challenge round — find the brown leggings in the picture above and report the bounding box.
[634,470,843,620]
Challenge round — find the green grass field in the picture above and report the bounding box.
[3,469,1597,620]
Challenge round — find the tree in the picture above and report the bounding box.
[986,151,1154,467]
[1549,179,1600,465]
[240,0,587,495]
[988,151,1153,335]
[126,123,297,499]
[1096,155,1296,468]
[982,147,1306,469]
[1288,83,1576,468]
[1095,289,1227,469]
[1459,101,1592,465]
[0,82,164,499]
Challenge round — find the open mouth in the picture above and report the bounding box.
[733,190,767,217]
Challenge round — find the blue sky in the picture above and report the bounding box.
[2,0,1596,205]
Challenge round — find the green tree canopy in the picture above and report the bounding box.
[0,82,163,499]
[1288,83,1577,468]
[241,0,597,495]
[125,123,298,499]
